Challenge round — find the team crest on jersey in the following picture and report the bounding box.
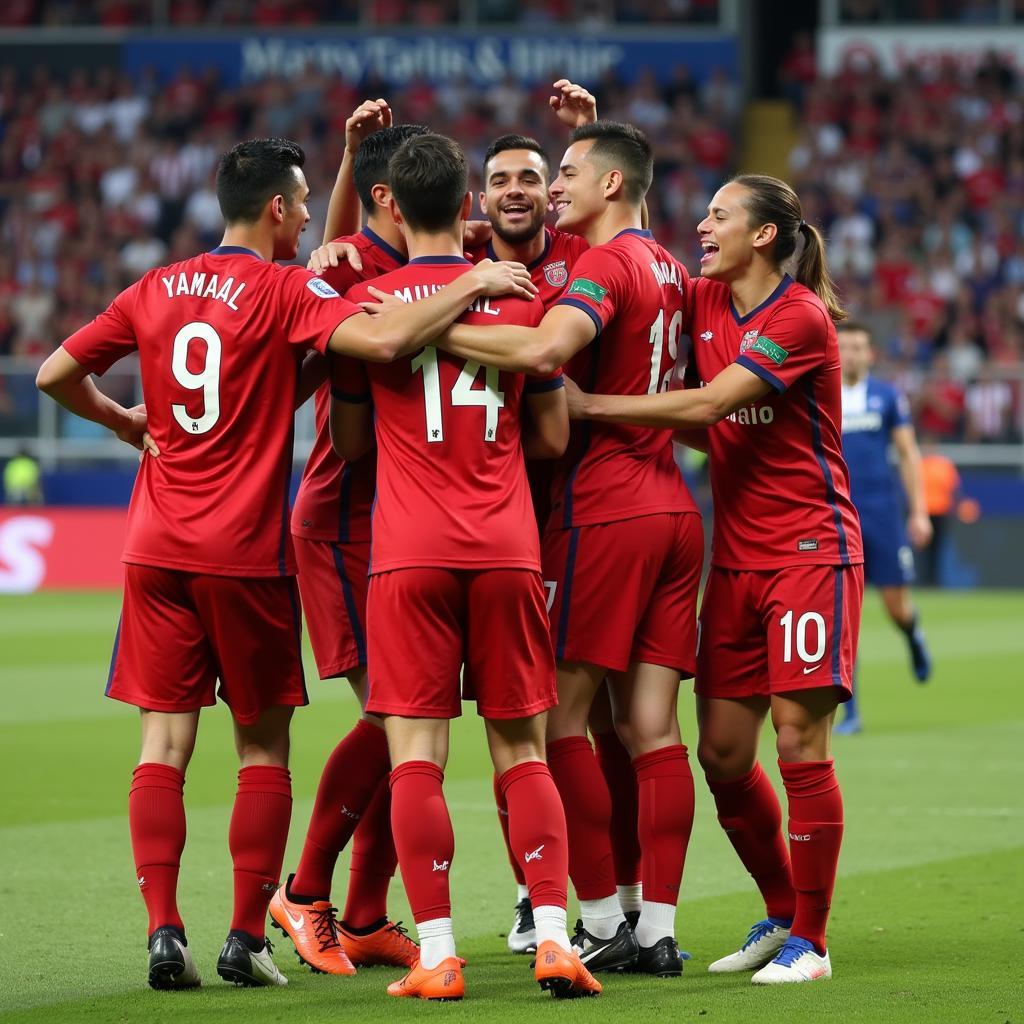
[306,277,339,299]
[700,330,714,342]
[543,260,568,287]
[739,328,760,353]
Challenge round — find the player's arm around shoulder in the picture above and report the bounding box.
[522,370,569,458]
[328,353,375,462]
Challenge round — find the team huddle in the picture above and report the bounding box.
[36,79,864,1001]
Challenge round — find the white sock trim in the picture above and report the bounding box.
[633,900,676,948]
[417,917,456,969]
[617,882,642,915]
[580,894,625,940]
[532,905,571,951]
[516,883,530,902]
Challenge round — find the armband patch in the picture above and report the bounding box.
[307,277,340,299]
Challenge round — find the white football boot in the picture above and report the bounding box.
[707,918,790,973]
[751,936,832,984]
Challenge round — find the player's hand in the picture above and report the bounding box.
[308,240,362,276]
[345,98,392,153]
[907,511,933,549]
[116,404,159,457]
[464,219,492,248]
[563,376,589,420]
[468,258,538,300]
[549,79,597,128]
[361,287,405,317]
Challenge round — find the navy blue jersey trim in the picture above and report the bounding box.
[525,374,565,394]
[830,567,844,688]
[555,297,603,338]
[361,226,406,266]
[209,245,263,259]
[287,578,309,704]
[613,228,654,240]
[332,542,368,666]
[555,527,581,661]
[803,379,851,565]
[527,231,553,271]
[104,613,123,695]
[407,255,471,265]
[730,274,793,325]
[737,354,786,393]
[331,388,371,403]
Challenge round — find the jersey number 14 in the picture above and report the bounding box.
[411,348,505,443]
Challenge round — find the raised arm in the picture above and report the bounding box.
[321,98,392,244]
[330,260,538,363]
[567,361,773,430]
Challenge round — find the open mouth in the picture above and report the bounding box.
[500,203,533,221]
[554,200,571,214]
[700,240,719,264]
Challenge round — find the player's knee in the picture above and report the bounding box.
[696,736,747,779]
[774,722,820,764]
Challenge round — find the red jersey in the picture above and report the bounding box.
[687,274,863,570]
[467,226,589,310]
[335,256,552,573]
[550,228,699,529]
[290,228,404,543]
[62,246,360,576]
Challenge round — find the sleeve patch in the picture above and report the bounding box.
[566,277,608,303]
[750,335,789,365]
[307,277,340,299]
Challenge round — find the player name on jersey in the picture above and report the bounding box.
[387,281,502,316]
[159,271,246,310]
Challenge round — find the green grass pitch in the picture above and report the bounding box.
[1,589,1021,1023]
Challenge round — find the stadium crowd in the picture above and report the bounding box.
[2,47,1023,441]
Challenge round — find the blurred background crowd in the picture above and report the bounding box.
[0,0,1022,447]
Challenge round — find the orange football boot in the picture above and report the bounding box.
[386,957,465,1001]
[339,919,419,968]
[534,940,602,998]
[268,884,356,976]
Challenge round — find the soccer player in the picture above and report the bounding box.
[34,137,535,992]
[332,132,600,1001]
[271,113,430,976]
[836,321,932,734]
[426,121,703,978]
[561,174,863,984]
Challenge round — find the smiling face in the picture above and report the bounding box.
[696,180,773,282]
[271,165,310,261]
[480,148,549,246]
[549,139,608,236]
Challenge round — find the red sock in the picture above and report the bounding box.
[592,728,641,886]
[343,776,398,928]
[493,772,526,886]
[499,761,568,909]
[292,718,390,899]
[229,765,292,939]
[633,745,694,905]
[129,763,186,935]
[546,736,616,901]
[707,762,795,921]
[389,761,453,923]
[779,759,844,955]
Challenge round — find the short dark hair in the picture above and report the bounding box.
[837,319,872,340]
[215,138,305,224]
[569,120,653,204]
[389,134,468,233]
[353,124,430,214]
[482,134,550,182]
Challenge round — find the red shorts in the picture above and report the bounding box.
[365,568,557,720]
[695,564,864,702]
[543,512,703,675]
[106,564,307,725]
[294,536,369,678]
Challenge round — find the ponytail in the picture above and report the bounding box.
[731,173,847,323]
[796,221,846,322]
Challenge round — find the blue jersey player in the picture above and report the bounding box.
[837,322,932,732]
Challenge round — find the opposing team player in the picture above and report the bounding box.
[427,121,703,977]
[34,137,536,992]
[563,174,863,984]
[333,132,600,1001]
[271,114,430,976]
[836,321,932,733]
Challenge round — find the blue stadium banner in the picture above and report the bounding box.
[121,32,737,87]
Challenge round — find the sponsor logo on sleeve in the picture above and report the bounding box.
[750,335,789,365]
[306,277,340,299]
[566,277,608,303]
